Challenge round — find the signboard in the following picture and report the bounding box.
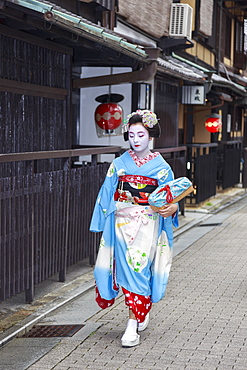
[182,85,205,105]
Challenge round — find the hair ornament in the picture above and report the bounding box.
[122,119,129,134]
[126,110,159,129]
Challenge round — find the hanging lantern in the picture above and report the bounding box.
[94,94,124,137]
[95,103,122,130]
[205,113,222,133]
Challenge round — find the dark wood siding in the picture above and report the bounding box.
[154,76,179,148]
[0,31,72,176]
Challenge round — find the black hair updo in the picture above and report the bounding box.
[123,112,161,141]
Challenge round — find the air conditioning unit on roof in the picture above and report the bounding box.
[169,4,193,39]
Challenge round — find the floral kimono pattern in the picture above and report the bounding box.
[90,150,178,306]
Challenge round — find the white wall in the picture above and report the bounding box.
[79,66,132,162]
[79,66,155,163]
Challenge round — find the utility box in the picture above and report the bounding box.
[169,4,193,39]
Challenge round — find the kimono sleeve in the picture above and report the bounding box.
[89,162,118,232]
[158,165,179,228]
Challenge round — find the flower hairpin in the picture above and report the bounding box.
[126,110,159,129]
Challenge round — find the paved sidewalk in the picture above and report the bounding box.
[0,188,246,369]
[21,194,247,369]
[3,188,243,345]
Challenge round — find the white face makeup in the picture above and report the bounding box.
[128,123,151,158]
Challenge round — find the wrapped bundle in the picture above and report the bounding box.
[148,177,194,211]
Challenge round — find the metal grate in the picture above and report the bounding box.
[21,325,85,338]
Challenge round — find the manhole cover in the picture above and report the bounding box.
[21,324,85,338]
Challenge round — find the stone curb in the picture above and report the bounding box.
[0,279,95,348]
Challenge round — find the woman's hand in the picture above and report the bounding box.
[157,203,178,218]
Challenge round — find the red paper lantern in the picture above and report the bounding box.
[205,114,222,133]
[95,103,123,131]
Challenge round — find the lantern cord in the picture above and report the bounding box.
[108,67,113,102]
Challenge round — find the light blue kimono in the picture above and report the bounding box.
[90,151,178,304]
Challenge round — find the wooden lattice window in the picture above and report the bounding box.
[234,20,246,70]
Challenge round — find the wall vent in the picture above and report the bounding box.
[169,4,193,39]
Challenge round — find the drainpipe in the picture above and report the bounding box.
[185,96,225,116]
[172,52,215,73]
[217,0,223,75]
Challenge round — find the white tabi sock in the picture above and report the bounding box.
[122,319,138,339]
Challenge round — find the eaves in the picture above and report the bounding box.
[157,57,207,83]
[171,53,247,97]
[212,73,247,97]
[5,0,149,61]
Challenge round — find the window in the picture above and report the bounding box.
[234,20,246,69]
[225,15,231,59]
